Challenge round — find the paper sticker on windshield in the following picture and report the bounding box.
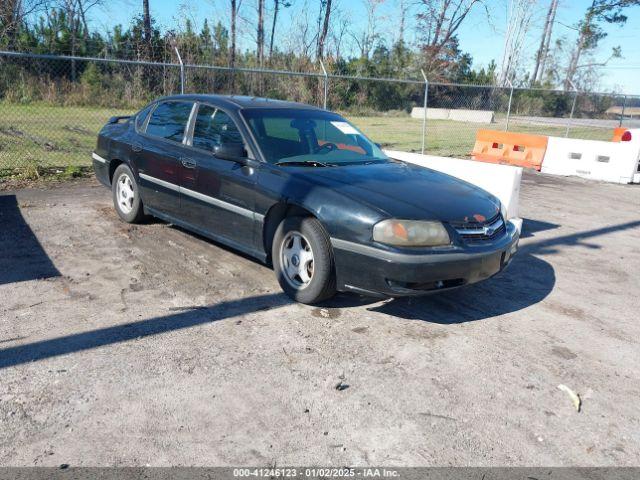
[331,121,359,135]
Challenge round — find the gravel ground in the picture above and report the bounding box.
[0,172,639,467]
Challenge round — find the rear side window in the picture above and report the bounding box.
[135,104,154,130]
[145,101,193,142]
[192,105,245,151]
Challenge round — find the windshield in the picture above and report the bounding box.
[242,108,388,166]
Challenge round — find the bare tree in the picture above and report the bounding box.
[256,0,265,65]
[329,11,350,58]
[75,0,104,42]
[354,0,385,59]
[286,1,315,58]
[416,0,483,77]
[268,0,279,57]
[397,0,410,45]
[564,0,638,90]
[1,0,47,47]
[499,0,537,86]
[531,0,559,85]
[142,0,152,57]
[230,0,237,68]
[316,0,332,60]
[268,0,291,58]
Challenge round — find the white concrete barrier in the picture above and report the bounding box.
[411,107,450,120]
[385,150,523,232]
[449,109,495,123]
[541,136,640,184]
[410,107,495,123]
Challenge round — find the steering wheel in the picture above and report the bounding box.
[315,142,338,154]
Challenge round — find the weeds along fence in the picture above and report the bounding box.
[0,50,637,178]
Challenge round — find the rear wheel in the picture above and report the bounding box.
[272,216,336,304]
[112,164,145,223]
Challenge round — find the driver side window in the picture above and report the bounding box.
[192,105,245,152]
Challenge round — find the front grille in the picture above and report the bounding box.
[450,213,506,244]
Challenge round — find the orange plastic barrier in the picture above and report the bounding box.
[471,130,548,170]
[612,127,632,142]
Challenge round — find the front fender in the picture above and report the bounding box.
[257,165,384,244]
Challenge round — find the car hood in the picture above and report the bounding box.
[289,160,500,223]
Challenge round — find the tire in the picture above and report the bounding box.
[272,216,337,304]
[112,164,145,223]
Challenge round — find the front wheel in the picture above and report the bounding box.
[112,164,146,223]
[272,216,337,304]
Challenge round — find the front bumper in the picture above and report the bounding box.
[331,220,520,297]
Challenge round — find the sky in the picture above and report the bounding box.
[90,0,640,95]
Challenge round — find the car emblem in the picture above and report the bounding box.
[484,226,495,236]
[473,214,486,223]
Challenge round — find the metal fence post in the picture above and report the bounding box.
[505,78,514,131]
[420,69,428,155]
[174,46,185,94]
[565,81,578,138]
[319,60,328,109]
[620,95,627,127]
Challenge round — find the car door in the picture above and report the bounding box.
[135,100,194,218]
[178,103,258,251]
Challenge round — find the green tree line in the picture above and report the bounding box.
[0,2,621,117]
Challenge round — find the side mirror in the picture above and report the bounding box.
[213,143,247,163]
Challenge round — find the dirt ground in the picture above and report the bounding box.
[1,172,639,467]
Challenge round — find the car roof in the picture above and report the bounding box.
[157,94,324,111]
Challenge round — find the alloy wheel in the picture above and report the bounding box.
[116,173,135,214]
[280,231,314,289]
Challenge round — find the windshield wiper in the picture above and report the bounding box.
[275,160,335,167]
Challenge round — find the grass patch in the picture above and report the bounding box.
[0,103,132,178]
[347,115,613,157]
[60,165,84,178]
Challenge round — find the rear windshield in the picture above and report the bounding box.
[242,108,387,166]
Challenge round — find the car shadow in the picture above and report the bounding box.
[140,215,268,268]
[0,195,60,286]
[0,292,291,370]
[519,218,560,238]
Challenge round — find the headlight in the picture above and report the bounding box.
[373,219,451,247]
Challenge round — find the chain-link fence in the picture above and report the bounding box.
[1,50,637,177]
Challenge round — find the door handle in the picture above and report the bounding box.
[181,158,197,169]
[132,142,143,153]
